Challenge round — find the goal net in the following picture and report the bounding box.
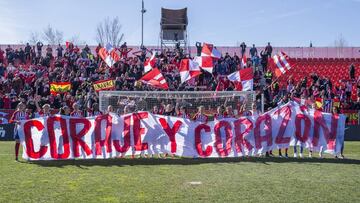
[99,91,260,120]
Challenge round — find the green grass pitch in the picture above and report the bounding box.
[0,141,359,202]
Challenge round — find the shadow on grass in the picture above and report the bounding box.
[22,156,360,168]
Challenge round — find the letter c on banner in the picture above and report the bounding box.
[194,124,212,157]
[23,120,48,159]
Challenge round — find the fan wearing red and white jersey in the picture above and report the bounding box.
[249,103,261,117]
[224,106,236,118]
[10,102,29,161]
[86,103,103,117]
[34,96,53,117]
[177,106,190,119]
[152,105,163,115]
[214,105,226,120]
[70,103,83,117]
[193,106,208,123]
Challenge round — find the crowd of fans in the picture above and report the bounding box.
[0,41,359,119]
[1,41,353,160]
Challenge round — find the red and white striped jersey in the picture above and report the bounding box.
[193,113,208,123]
[87,110,102,117]
[214,113,225,120]
[10,111,29,122]
[178,112,190,119]
[70,110,83,117]
[35,110,53,118]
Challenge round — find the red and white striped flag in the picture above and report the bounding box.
[194,56,213,73]
[241,54,247,68]
[201,43,221,59]
[271,52,292,77]
[227,68,253,91]
[140,68,169,90]
[144,52,156,73]
[98,43,120,67]
[179,59,202,83]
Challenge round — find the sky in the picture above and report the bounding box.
[0,0,359,47]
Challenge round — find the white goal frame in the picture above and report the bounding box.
[99,91,262,115]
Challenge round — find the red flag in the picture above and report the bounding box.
[270,52,292,77]
[201,43,221,59]
[179,59,202,83]
[241,54,247,68]
[99,43,120,67]
[144,52,156,72]
[227,68,253,91]
[140,68,169,90]
[194,56,213,73]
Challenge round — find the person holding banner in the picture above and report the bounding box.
[333,107,345,159]
[193,106,208,123]
[10,102,29,161]
[178,106,190,119]
[214,105,226,120]
[60,106,71,116]
[34,96,53,117]
[86,103,102,117]
[225,106,235,118]
[70,103,83,117]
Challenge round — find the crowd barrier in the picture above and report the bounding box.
[0,124,15,141]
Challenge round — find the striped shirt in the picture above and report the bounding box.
[323,99,333,113]
[87,110,102,117]
[35,111,52,118]
[193,113,208,123]
[10,111,29,122]
[214,113,225,120]
[70,111,83,117]
[178,112,190,119]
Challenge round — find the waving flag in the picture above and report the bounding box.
[98,43,120,67]
[241,54,247,68]
[194,56,213,73]
[227,68,253,91]
[140,68,169,90]
[144,52,157,73]
[179,59,202,83]
[50,82,71,95]
[323,99,333,113]
[271,52,292,77]
[315,98,323,111]
[333,98,340,108]
[201,43,221,59]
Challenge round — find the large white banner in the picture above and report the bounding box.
[18,102,345,160]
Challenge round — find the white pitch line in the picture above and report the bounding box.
[188,181,202,185]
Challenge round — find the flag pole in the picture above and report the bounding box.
[141,0,146,48]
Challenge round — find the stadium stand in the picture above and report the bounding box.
[0,43,359,126]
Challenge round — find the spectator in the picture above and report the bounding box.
[36,41,43,56]
[350,63,355,80]
[56,44,64,58]
[265,42,273,57]
[249,44,258,58]
[195,42,202,56]
[240,42,246,57]
[24,43,31,61]
[0,48,4,63]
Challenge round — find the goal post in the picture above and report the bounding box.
[99,91,261,119]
